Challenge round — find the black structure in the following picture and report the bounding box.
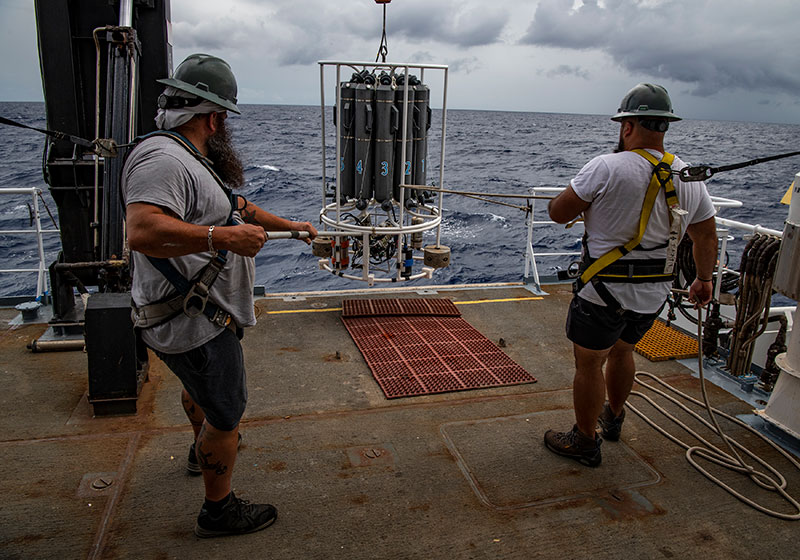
[85,293,148,415]
[34,0,173,414]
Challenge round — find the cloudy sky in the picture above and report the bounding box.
[2,0,799,124]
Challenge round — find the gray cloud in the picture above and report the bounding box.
[344,0,509,48]
[447,57,481,75]
[540,65,590,80]
[171,0,510,67]
[521,0,800,97]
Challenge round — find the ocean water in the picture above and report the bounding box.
[1,101,798,298]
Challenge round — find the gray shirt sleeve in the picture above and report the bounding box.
[124,145,195,220]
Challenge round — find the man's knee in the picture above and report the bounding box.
[609,338,635,356]
[202,419,240,437]
[573,342,613,371]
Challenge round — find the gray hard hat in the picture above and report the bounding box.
[611,83,680,122]
[157,54,240,114]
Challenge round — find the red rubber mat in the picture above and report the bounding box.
[342,299,536,399]
[342,298,460,318]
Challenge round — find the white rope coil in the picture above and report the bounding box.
[627,308,800,520]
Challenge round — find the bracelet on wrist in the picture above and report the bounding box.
[696,276,712,282]
[208,225,218,255]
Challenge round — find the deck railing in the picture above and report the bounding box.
[0,188,60,301]
[0,184,788,303]
[522,187,781,292]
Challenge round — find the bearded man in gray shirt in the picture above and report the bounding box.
[123,54,317,537]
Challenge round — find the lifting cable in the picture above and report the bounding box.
[628,303,800,520]
[374,0,390,63]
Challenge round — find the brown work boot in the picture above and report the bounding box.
[544,425,602,467]
[598,402,626,441]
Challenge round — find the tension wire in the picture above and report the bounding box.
[679,150,800,181]
[0,115,117,157]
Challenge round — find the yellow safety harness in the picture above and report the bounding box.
[576,149,682,310]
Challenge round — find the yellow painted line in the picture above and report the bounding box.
[265,307,343,315]
[454,297,543,305]
[264,296,543,315]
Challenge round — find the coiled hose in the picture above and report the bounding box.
[727,233,782,376]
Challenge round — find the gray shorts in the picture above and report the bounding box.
[565,295,662,351]
[155,328,247,431]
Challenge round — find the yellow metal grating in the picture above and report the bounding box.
[635,319,698,362]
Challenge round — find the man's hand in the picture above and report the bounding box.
[291,221,318,245]
[237,196,318,245]
[688,278,713,308]
[217,224,267,257]
[685,216,717,309]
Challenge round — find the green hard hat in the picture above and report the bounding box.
[611,83,680,122]
[157,54,240,114]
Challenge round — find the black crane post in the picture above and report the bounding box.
[34,0,172,415]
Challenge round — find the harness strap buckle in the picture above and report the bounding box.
[209,308,232,328]
[180,256,228,318]
[183,282,210,317]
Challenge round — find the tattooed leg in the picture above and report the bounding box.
[196,420,240,501]
[181,389,205,439]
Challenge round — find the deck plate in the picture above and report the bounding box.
[440,409,662,511]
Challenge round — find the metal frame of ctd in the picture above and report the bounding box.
[317,60,449,285]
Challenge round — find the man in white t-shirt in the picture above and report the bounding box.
[543,83,718,467]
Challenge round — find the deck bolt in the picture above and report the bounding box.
[91,477,113,490]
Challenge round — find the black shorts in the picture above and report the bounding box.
[565,295,663,351]
[155,328,247,431]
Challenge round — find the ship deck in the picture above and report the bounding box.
[1,284,798,559]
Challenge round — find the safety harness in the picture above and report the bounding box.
[129,130,237,329]
[575,149,687,311]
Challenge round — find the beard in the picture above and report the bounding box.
[207,118,245,190]
[614,127,625,153]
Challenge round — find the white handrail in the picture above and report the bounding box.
[0,187,59,300]
[523,186,778,290]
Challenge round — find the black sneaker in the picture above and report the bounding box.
[195,492,277,538]
[187,432,243,476]
[544,424,602,467]
[598,402,625,441]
